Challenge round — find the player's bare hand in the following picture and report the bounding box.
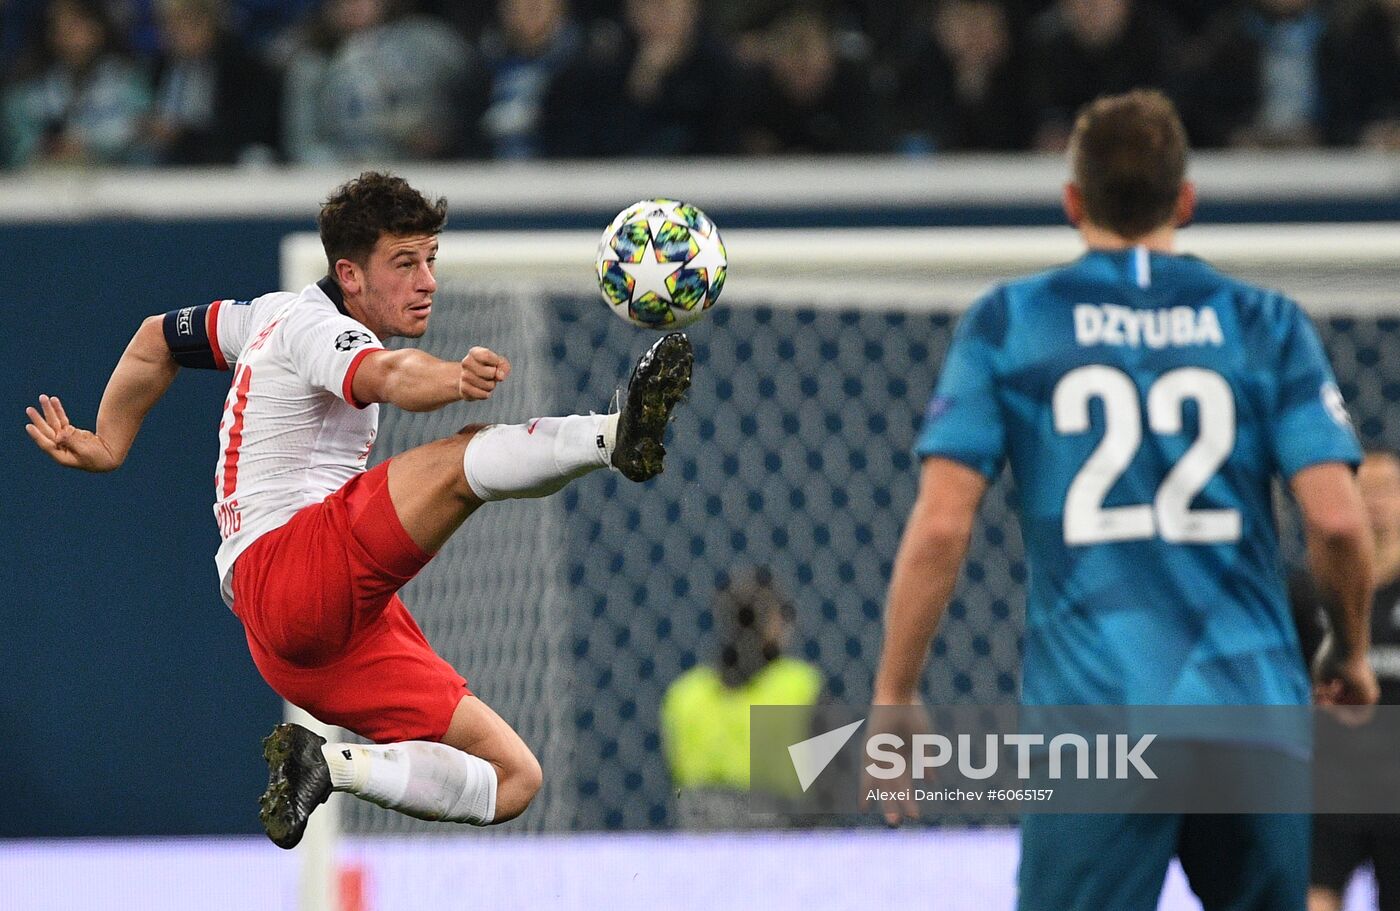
[863,700,932,827]
[1313,639,1380,726]
[459,347,511,401]
[25,394,120,472]
[1330,658,1381,707]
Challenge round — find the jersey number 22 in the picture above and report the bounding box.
[1053,365,1240,546]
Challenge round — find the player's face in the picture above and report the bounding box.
[360,233,439,339]
[1358,453,1400,541]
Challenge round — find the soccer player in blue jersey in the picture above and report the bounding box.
[872,89,1380,909]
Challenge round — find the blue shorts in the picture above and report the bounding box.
[1018,813,1308,911]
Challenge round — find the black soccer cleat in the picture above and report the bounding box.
[259,722,332,850]
[612,332,693,482]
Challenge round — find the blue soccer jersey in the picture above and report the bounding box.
[916,247,1362,706]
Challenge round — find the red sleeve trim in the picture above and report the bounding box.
[342,347,384,409]
[207,300,229,371]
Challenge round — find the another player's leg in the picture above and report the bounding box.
[1374,815,1400,911]
[1017,813,1178,910]
[1305,813,1362,911]
[1177,813,1310,911]
[386,331,694,554]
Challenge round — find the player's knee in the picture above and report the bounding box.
[448,424,490,503]
[493,748,543,823]
[414,427,484,505]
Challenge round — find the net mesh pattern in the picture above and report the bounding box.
[300,249,1398,834]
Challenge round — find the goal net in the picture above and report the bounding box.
[280,224,1400,847]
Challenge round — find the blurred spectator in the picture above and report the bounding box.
[705,0,794,63]
[1289,447,1400,911]
[1,0,150,167]
[1323,0,1400,149]
[228,0,320,55]
[660,568,822,830]
[103,0,160,57]
[2,0,45,78]
[540,0,739,157]
[478,0,582,159]
[895,0,1029,152]
[2,0,1396,167]
[1025,0,1184,151]
[741,7,891,154]
[1180,0,1342,148]
[425,0,622,43]
[108,0,323,59]
[282,0,475,163]
[138,0,279,165]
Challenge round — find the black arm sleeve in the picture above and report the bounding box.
[161,303,220,370]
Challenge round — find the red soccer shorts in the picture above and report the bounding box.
[231,459,470,744]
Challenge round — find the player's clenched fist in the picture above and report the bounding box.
[459,347,510,401]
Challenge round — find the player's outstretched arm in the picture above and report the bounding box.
[868,457,986,826]
[352,346,511,412]
[1292,462,1380,705]
[874,457,989,704]
[25,315,178,472]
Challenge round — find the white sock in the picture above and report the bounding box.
[463,413,617,501]
[321,741,498,825]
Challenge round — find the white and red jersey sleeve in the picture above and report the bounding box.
[161,293,295,371]
[281,306,385,408]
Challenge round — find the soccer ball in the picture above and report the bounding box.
[595,199,727,329]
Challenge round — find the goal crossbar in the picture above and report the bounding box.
[284,224,1400,316]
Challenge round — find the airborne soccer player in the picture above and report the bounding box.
[24,172,693,848]
[872,91,1379,908]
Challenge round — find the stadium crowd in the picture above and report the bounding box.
[1,0,1397,167]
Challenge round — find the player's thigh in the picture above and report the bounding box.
[385,426,488,554]
[1178,814,1309,911]
[1017,813,1179,911]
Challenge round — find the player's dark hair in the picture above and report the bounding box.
[1068,89,1188,240]
[318,172,447,272]
[715,567,795,688]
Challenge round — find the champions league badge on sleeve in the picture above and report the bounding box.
[335,330,374,352]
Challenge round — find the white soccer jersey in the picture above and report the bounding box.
[163,279,384,605]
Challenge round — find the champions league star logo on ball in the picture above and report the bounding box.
[596,199,727,330]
